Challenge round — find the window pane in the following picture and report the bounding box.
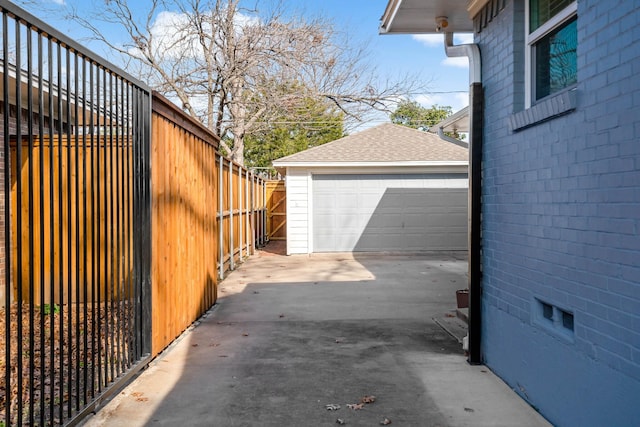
[530,0,573,32]
[535,16,577,100]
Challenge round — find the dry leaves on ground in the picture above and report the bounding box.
[0,301,133,425]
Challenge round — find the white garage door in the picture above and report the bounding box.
[312,174,468,252]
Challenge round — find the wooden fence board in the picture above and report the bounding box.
[267,180,286,241]
[10,135,132,305]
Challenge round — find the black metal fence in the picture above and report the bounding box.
[1,1,152,425]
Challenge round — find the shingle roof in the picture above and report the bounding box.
[273,122,468,164]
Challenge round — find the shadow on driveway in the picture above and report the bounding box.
[82,244,549,427]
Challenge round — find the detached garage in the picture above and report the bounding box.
[272,123,468,255]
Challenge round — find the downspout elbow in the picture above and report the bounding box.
[444,32,481,84]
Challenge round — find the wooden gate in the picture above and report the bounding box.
[266,180,286,241]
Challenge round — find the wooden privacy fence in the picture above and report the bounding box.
[10,135,133,306]
[266,180,286,241]
[150,93,266,355]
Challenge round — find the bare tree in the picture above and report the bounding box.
[65,0,425,164]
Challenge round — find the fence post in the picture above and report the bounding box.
[134,88,153,358]
[262,178,267,246]
[252,172,257,251]
[218,154,224,279]
[228,160,234,271]
[238,168,243,262]
[245,170,250,257]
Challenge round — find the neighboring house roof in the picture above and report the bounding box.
[273,122,468,167]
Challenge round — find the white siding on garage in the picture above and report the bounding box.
[312,174,467,252]
[284,170,311,254]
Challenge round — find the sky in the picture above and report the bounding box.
[299,0,472,118]
[20,0,471,129]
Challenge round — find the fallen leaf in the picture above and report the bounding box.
[253,291,260,294]
[325,404,341,411]
[380,418,392,425]
[131,392,144,398]
[361,395,376,404]
[464,407,475,412]
[347,403,364,410]
[192,343,199,347]
[336,419,346,425]
[242,333,249,337]
[279,314,285,318]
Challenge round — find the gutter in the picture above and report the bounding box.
[443,31,484,365]
[437,127,469,148]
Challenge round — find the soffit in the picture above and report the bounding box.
[380,0,488,34]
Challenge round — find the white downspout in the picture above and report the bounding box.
[443,31,483,365]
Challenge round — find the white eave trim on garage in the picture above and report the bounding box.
[274,162,468,176]
[274,160,467,169]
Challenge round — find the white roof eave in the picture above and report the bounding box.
[380,0,480,34]
[429,106,470,133]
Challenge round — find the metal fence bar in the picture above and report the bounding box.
[89,60,97,402]
[65,44,73,421]
[73,49,81,415]
[46,35,56,424]
[1,11,10,424]
[36,27,46,427]
[80,56,89,410]
[15,20,24,425]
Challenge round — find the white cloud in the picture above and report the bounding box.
[442,56,469,68]
[455,92,469,108]
[129,9,260,60]
[414,93,443,107]
[455,33,474,44]
[50,0,65,4]
[412,34,443,47]
[413,91,468,112]
[413,32,474,48]
[413,33,472,68]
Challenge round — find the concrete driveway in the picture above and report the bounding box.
[82,244,550,427]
